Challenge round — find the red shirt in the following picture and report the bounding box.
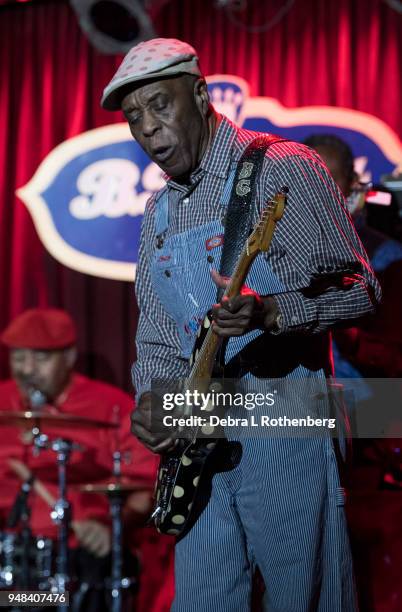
[0,374,158,539]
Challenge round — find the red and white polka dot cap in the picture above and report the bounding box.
[101,37,201,110]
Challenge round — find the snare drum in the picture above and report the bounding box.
[0,532,53,590]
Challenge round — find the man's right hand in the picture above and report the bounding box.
[72,519,111,558]
[131,392,176,454]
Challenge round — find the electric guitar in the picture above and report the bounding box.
[151,189,287,535]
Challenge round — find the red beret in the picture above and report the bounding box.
[1,309,76,349]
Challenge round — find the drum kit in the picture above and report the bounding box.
[0,409,143,612]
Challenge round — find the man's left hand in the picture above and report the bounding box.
[210,270,280,337]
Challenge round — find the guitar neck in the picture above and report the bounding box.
[188,193,285,384]
[222,245,259,299]
[188,249,258,383]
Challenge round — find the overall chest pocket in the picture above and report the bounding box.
[184,221,227,333]
[150,221,225,359]
[151,242,199,358]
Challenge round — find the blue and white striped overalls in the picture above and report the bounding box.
[150,168,357,612]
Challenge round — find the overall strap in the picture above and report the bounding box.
[154,188,169,248]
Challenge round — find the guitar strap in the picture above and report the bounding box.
[217,135,287,301]
[214,134,287,371]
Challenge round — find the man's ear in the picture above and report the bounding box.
[64,346,77,369]
[194,78,210,117]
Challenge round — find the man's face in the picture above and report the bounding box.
[9,348,75,402]
[121,75,209,178]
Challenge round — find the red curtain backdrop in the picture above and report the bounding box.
[0,0,401,387]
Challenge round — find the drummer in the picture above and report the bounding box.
[0,309,158,592]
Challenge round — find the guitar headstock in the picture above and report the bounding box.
[247,187,287,254]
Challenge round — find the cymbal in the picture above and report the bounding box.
[75,482,148,494]
[0,411,119,430]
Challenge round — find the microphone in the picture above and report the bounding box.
[27,388,47,409]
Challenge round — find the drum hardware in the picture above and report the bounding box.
[0,532,53,590]
[1,409,139,610]
[77,482,146,494]
[34,537,53,589]
[108,450,132,612]
[19,492,31,591]
[74,457,140,612]
[5,459,56,592]
[6,474,34,589]
[0,410,120,430]
[32,434,84,606]
[0,532,16,587]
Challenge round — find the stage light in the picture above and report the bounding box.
[69,0,157,54]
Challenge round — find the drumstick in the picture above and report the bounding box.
[7,458,56,507]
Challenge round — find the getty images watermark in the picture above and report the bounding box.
[150,377,402,439]
[159,387,337,433]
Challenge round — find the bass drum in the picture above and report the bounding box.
[0,531,53,590]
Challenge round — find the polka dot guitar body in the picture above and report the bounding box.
[151,190,287,536]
